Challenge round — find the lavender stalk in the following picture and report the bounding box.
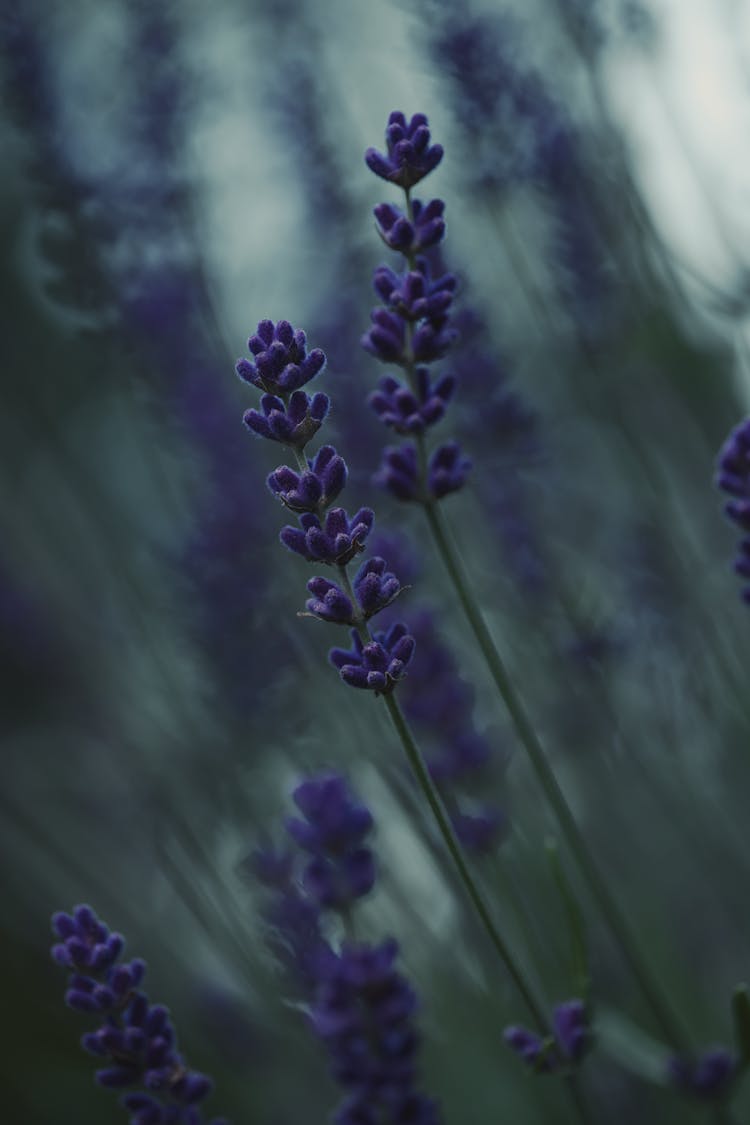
[362,110,693,1059]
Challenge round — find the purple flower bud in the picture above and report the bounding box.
[236,318,325,396]
[330,622,416,695]
[268,445,348,512]
[352,556,403,619]
[668,1046,736,1100]
[365,111,444,189]
[280,506,375,565]
[243,390,330,449]
[374,444,421,502]
[428,442,471,499]
[306,576,355,624]
[553,999,591,1062]
[716,417,750,602]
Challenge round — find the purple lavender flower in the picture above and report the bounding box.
[330,623,416,695]
[268,445,348,512]
[374,445,422,502]
[247,774,440,1121]
[667,1046,736,1101]
[363,114,471,508]
[309,939,440,1123]
[427,442,472,500]
[716,417,750,601]
[365,112,444,189]
[243,390,330,449]
[286,774,375,909]
[51,906,226,1124]
[505,998,591,1073]
[236,318,326,396]
[237,318,416,690]
[374,199,446,254]
[369,370,456,435]
[280,507,375,565]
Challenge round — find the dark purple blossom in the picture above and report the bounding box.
[375,445,421,502]
[268,445,347,512]
[310,939,440,1122]
[353,557,403,618]
[717,418,750,530]
[306,576,356,624]
[368,369,455,434]
[373,263,456,323]
[374,199,446,253]
[243,389,330,449]
[285,774,376,910]
[365,112,444,189]
[667,1047,736,1100]
[51,907,226,1125]
[553,1000,591,1063]
[330,623,416,694]
[505,999,591,1073]
[716,417,750,601]
[280,507,375,565]
[236,318,325,396]
[427,443,472,499]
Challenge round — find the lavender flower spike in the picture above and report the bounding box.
[51,905,227,1125]
[286,773,376,909]
[716,416,750,603]
[236,318,325,396]
[365,111,444,188]
[330,622,416,694]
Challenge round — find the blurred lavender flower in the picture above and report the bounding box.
[51,906,227,1124]
[716,417,750,603]
[247,773,441,1123]
[505,998,591,1073]
[667,1047,736,1101]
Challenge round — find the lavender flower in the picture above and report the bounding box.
[243,390,330,449]
[280,507,375,565]
[365,112,444,189]
[504,999,591,1073]
[236,318,326,396]
[310,939,440,1124]
[286,774,375,909]
[716,417,750,602]
[268,446,348,513]
[667,1047,736,1101]
[51,906,226,1124]
[363,114,471,506]
[236,317,416,692]
[247,773,441,1122]
[330,624,416,694]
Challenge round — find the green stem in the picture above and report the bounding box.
[381,690,548,1032]
[422,495,691,1055]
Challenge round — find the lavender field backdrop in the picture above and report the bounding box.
[3,0,750,1122]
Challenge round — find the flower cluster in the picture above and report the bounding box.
[248,773,441,1124]
[504,999,591,1074]
[667,1047,736,1102]
[716,417,750,604]
[236,318,416,693]
[363,112,471,504]
[51,905,226,1125]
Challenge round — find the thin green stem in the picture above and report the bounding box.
[422,495,691,1055]
[333,565,546,1028]
[381,690,547,1029]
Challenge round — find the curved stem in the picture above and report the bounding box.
[422,495,691,1055]
[382,690,547,1032]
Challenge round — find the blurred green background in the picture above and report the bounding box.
[3,0,750,1121]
